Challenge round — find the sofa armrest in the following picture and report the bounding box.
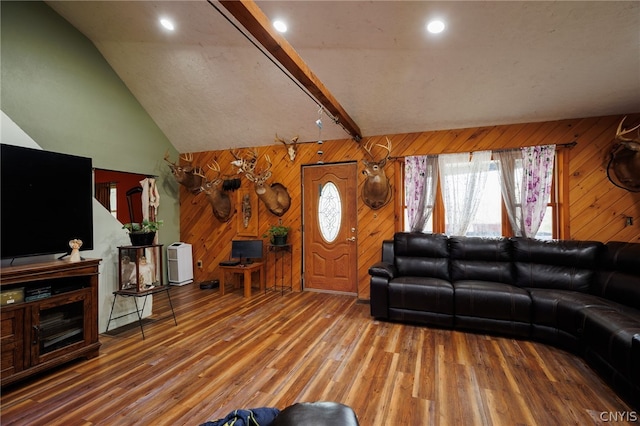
[369,262,396,319]
[368,261,397,280]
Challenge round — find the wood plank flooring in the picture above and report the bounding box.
[1,284,635,425]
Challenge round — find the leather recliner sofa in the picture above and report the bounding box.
[369,232,640,408]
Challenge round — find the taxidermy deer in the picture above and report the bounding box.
[241,153,291,216]
[275,134,299,162]
[361,137,393,209]
[607,116,640,192]
[164,151,203,194]
[195,161,234,222]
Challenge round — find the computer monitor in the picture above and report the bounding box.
[231,239,263,264]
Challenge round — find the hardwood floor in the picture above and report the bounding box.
[1,284,635,425]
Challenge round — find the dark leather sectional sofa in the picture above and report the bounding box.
[369,232,640,407]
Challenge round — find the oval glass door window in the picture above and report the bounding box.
[318,181,342,243]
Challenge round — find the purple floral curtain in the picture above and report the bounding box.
[405,156,438,232]
[521,145,555,237]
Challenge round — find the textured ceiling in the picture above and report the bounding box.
[47,1,640,153]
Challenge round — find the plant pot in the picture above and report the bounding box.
[271,235,288,246]
[129,231,156,246]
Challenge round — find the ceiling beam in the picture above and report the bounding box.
[218,0,362,141]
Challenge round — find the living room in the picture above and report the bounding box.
[1,1,638,424]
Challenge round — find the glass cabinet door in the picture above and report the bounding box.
[30,289,91,365]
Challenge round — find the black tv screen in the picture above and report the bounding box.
[231,239,263,262]
[1,144,94,259]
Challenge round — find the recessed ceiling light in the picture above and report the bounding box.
[160,18,175,31]
[273,20,287,33]
[427,20,446,34]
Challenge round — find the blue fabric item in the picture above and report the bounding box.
[200,407,280,426]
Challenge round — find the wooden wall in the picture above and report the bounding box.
[179,114,640,300]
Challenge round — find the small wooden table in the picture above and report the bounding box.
[219,262,265,297]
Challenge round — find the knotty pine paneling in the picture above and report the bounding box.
[179,114,639,300]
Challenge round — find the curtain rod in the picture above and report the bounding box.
[390,141,577,160]
[492,141,577,154]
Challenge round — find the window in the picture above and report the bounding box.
[466,161,501,237]
[318,181,341,243]
[402,153,559,239]
[109,184,118,218]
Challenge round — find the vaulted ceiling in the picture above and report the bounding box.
[46,1,640,153]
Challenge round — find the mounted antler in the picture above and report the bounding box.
[615,116,640,145]
[360,137,392,209]
[243,154,291,216]
[231,148,258,175]
[275,134,299,162]
[607,116,640,192]
[164,150,203,194]
[195,160,234,222]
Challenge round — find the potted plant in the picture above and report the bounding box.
[123,219,163,246]
[263,224,290,246]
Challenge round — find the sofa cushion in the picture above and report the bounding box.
[528,289,615,335]
[453,281,531,337]
[454,281,531,323]
[512,237,603,292]
[388,276,454,314]
[394,233,450,281]
[594,242,640,310]
[582,307,640,378]
[450,236,514,284]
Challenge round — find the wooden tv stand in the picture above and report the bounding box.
[0,258,101,387]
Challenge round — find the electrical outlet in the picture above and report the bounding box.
[197,260,203,268]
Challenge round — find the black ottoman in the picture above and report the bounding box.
[272,402,359,426]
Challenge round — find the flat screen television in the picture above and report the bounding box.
[1,144,94,259]
[231,239,263,264]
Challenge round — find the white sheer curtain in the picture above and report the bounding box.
[438,151,492,236]
[495,145,555,237]
[405,156,438,232]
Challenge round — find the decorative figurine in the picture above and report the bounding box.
[69,239,83,262]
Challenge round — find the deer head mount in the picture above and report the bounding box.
[275,134,299,162]
[607,116,640,192]
[361,137,392,209]
[239,152,291,217]
[195,160,235,222]
[164,151,204,194]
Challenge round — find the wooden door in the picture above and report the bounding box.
[302,163,358,294]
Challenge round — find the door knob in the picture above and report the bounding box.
[346,237,356,242]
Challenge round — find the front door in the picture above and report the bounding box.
[302,163,358,294]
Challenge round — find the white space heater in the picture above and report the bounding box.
[167,242,194,286]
